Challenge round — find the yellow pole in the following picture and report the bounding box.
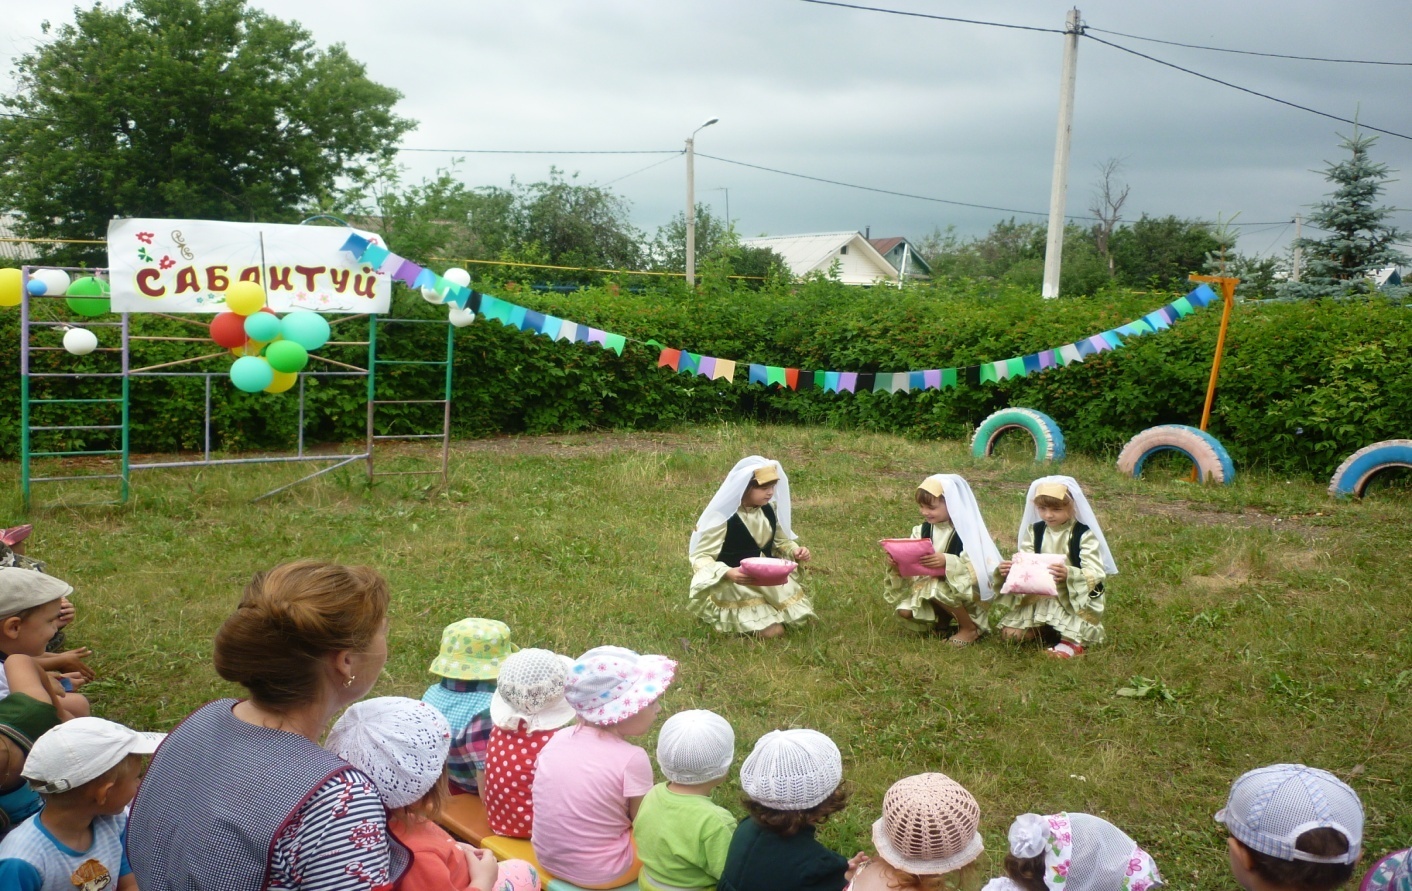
[1186,274,1238,481]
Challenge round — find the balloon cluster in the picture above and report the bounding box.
[0,269,112,355]
[209,282,331,393]
[421,267,477,327]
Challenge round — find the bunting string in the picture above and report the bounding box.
[338,232,1219,393]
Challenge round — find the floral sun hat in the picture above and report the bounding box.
[1362,849,1411,891]
[428,618,518,681]
[1008,812,1162,891]
[564,645,676,726]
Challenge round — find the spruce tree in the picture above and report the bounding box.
[1284,129,1409,297]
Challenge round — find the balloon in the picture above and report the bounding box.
[229,356,274,392]
[65,276,111,317]
[280,312,330,350]
[27,279,46,296]
[443,268,471,287]
[209,312,248,348]
[420,286,445,305]
[33,269,70,297]
[244,311,282,342]
[224,280,266,316]
[264,370,298,394]
[63,328,99,356]
[265,339,309,373]
[0,268,21,307]
[448,305,476,328]
[230,338,269,358]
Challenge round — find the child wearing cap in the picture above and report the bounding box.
[424,618,517,732]
[1216,763,1364,891]
[634,709,738,891]
[325,696,541,891]
[0,717,163,891]
[719,728,866,891]
[992,476,1117,658]
[850,773,984,891]
[480,648,577,838]
[883,475,1003,646]
[0,654,79,837]
[690,456,815,639]
[985,811,1161,891]
[531,645,676,889]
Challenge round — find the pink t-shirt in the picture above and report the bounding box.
[530,724,654,886]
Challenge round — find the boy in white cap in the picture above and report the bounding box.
[1217,763,1364,891]
[0,717,163,891]
[634,709,738,891]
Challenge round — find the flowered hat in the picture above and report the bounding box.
[428,618,517,681]
[1007,812,1162,891]
[1362,849,1411,891]
[489,648,577,733]
[564,645,676,726]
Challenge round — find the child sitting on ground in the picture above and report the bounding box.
[993,476,1117,658]
[883,474,1002,646]
[532,645,676,889]
[1216,764,1363,891]
[634,709,738,891]
[985,811,1161,891]
[690,457,814,639]
[719,728,867,891]
[478,648,576,838]
[0,717,163,891]
[0,569,89,719]
[0,653,78,838]
[326,696,541,891]
[848,773,983,891]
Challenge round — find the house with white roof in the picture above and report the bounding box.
[741,231,899,285]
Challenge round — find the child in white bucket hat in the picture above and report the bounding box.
[851,773,984,891]
[1216,764,1363,891]
[325,696,541,891]
[480,648,576,839]
[719,728,867,891]
[986,811,1161,891]
[531,646,676,889]
[634,710,737,891]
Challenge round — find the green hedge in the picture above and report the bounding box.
[3,277,1410,479]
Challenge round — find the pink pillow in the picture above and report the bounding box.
[1000,552,1067,596]
[880,538,944,578]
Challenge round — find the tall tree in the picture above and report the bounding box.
[0,0,412,264]
[1109,215,1220,291]
[1089,158,1130,279]
[1283,129,1409,298]
[510,168,644,277]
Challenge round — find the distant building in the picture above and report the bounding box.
[0,214,40,263]
[1371,266,1403,289]
[867,236,931,280]
[741,231,899,285]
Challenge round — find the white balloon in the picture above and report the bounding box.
[421,286,445,304]
[443,267,472,288]
[35,268,71,297]
[447,305,476,328]
[63,327,98,355]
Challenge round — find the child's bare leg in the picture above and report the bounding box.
[896,608,914,620]
[756,623,785,639]
[942,605,980,644]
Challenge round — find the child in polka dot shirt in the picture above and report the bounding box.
[481,649,577,839]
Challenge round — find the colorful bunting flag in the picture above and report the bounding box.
[749,364,767,385]
[713,359,736,382]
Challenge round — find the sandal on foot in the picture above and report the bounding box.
[948,634,979,648]
[1046,642,1085,659]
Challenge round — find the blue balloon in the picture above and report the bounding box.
[230,356,274,393]
[26,279,46,296]
[280,312,331,351]
[244,311,282,343]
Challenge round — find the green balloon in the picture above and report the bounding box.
[280,311,330,350]
[230,356,274,393]
[265,339,309,373]
[66,276,111,317]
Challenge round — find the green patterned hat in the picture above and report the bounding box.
[428,618,517,680]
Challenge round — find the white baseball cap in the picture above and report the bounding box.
[1216,764,1363,864]
[0,567,73,617]
[23,717,164,794]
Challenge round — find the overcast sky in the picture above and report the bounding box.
[7,1,1412,260]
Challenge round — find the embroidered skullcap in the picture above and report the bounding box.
[1216,764,1363,865]
[1362,849,1412,891]
[564,646,676,726]
[657,710,735,785]
[1034,482,1070,501]
[871,773,984,875]
[753,465,780,485]
[1008,812,1162,891]
[918,475,946,498]
[489,648,576,733]
[740,728,842,811]
[325,697,451,810]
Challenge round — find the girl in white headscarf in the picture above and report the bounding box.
[688,456,813,638]
[993,476,1118,658]
[984,812,1161,891]
[882,474,1002,647]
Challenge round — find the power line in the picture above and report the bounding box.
[1083,34,1412,141]
[398,147,680,155]
[795,0,1062,33]
[1084,27,1412,66]
[599,154,681,187]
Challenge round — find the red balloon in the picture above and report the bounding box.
[210,312,248,348]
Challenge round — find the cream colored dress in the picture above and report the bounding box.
[992,519,1107,646]
[688,506,813,633]
[882,521,987,631]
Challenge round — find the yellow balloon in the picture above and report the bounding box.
[229,339,269,358]
[264,370,298,393]
[0,268,21,308]
[224,280,266,316]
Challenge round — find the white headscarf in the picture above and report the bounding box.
[922,474,1003,601]
[689,456,795,554]
[1017,475,1118,575]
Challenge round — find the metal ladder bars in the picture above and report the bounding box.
[365,316,454,486]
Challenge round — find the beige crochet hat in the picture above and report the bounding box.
[872,773,984,875]
[739,728,841,811]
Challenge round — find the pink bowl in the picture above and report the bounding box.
[739,557,798,586]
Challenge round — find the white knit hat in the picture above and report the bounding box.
[657,710,735,785]
[740,728,842,810]
[872,773,984,875]
[325,697,451,809]
[489,648,577,733]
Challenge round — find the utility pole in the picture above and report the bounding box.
[685,117,718,288]
[1291,213,1303,282]
[1042,7,1082,299]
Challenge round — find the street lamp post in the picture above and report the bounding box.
[708,187,730,232]
[685,117,718,288]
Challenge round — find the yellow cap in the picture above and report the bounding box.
[752,465,780,485]
[917,475,946,498]
[1035,482,1069,501]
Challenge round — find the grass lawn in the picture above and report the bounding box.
[4,425,1409,890]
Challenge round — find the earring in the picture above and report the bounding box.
[344,675,356,688]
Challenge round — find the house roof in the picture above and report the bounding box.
[867,236,931,276]
[868,237,905,255]
[0,214,40,262]
[741,231,898,284]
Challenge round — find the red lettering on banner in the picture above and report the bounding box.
[136,268,165,297]
[267,266,292,291]
[175,267,200,294]
[206,266,230,291]
[329,269,350,293]
[294,265,326,291]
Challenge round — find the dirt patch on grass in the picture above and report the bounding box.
[448,432,695,458]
